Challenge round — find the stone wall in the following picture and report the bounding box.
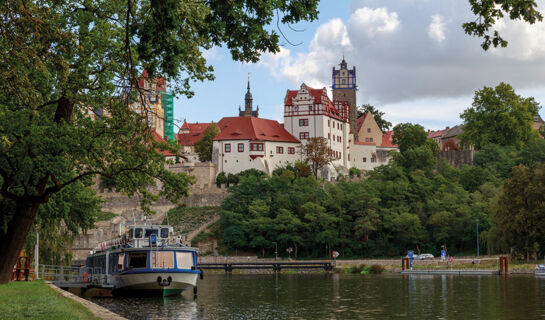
[438,150,475,168]
[71,185,228,263]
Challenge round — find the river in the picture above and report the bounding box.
[88,273,545,319]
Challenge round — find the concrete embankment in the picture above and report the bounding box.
[47,283,127,320]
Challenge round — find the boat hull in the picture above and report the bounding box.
[113,271,198,297]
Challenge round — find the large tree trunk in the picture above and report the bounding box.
[0,201,41,283]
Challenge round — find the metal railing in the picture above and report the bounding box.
[37,264,110,285]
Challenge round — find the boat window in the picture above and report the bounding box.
[160,228,169,239]
[134,228,143,239]
[129,229,134,239]
[128,252,147,269]
[151,252,174,269]
[176,252,194,269]
[145,229,158,238]
[117,253,125,271]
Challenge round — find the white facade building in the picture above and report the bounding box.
[212,117,300,175]
[284,84,350,174]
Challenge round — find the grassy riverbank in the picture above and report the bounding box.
[0,280,99,320]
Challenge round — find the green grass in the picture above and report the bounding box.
[163,206,220,234]
[94,211,116,222]
[0,281,100,320]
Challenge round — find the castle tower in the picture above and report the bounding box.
[332,57,357,138]
[239,73,259,117]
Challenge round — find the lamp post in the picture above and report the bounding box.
[272,242,278,261]
[476,219,480,258]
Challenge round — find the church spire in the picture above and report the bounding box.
[239,73,258,117]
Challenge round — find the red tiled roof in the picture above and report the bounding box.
[380,130,397,148]
[428,128,448,139]
[285,84,348,121]
[214,117,299,143]
[285,84,325,105]
[151,131,176,156]
[356,112,368,134]
[177,123,213,146]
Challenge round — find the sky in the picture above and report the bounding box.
[173,0,545,131]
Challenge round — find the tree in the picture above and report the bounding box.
[357,104,392,132]
[0,0,319,283]
[299,137,333,178]
[459,83,540,150]
[392,123,439,171]
[463,0,543,50]
[490,164,545,259]
[194,123,220,162]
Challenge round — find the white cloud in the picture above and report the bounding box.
[349,7,400,37]
[257,0,545,126]
[428,14,446,43]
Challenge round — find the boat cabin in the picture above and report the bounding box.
[127,225,173,248]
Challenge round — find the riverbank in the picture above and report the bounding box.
[0,280,125,320]
[198,257,537,274]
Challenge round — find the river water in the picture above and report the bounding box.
[88,273,545,319]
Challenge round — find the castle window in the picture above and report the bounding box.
[328,133,331,139]
[299,119,309,126]
[370,138,373,142]
[299,132,310,140]
[363,157,367,162]
[225,144,231,152]
[333,134,335,141]
[365,138,369,142]
[238,143,244,152]
[276,146,284,154]
[250,143,264,151]
[309,106,313,111]
[371,154,377,163]
[367,128,371,133]
[328,120,330,127]
[288,147,295,154]
[342,79,346,84]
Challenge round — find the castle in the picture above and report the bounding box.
[205,58,397,180]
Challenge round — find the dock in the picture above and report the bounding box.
[401,269,500,275]
[198,261,334,272]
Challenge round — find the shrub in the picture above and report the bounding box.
[216,172,227,187]
[344,264,366,274]
[369,264,385,274]
[349,167,361,178]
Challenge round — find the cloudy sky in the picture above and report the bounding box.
[174,0,545,130]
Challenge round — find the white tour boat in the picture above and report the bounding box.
[84,224,201,297]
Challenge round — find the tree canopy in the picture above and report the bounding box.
[460,83,540,150]
[0,0,320,283]
[194,123,220,162]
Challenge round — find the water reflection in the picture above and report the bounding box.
[88,274,545,319]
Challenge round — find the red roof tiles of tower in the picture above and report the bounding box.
[214,117,299,143]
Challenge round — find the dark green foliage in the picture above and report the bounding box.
[216,172,227,187]
[348,167,361,178]
[519,139,545,166]
[194,124,220,162]
[460,83,540,149]
[488,164,545,259]
[473,144,518,179]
